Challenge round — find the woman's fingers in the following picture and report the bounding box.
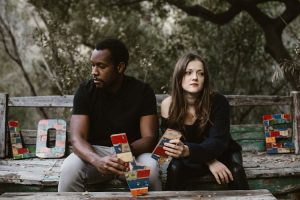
[212,171,221,184]
[225,167,234,182]
[163,142,184,158]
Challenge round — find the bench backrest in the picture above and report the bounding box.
[1,92,300,158]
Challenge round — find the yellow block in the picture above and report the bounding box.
[266,137,276,143]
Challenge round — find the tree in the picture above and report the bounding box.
[118,0,300,90]
[1,0,298,124]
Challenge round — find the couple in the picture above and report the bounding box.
[58,38,249,192]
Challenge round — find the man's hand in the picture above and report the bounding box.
[163,139,190,158]
[92,154,127,176]
[206,159,234,184]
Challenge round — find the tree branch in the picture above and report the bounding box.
[274,0,300,32]
[165,0,242,25]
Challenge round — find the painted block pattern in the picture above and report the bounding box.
[111,133,133,163]
[263,114,294,154]
[36,119,66,158]
[8,121,35,159]
[110,133,150,196]
[151,128,182,165]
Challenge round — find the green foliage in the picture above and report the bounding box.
[1,0,299,124]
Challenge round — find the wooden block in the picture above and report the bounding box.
[8,121,34,160]
[263,113,295,154]
[36,119,66,158]
[130,187,148,196]
[110,133,133,162]
[151,129,182,165]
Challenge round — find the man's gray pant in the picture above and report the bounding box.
[58,146,162,192]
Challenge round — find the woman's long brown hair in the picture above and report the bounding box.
[168,52,213,137]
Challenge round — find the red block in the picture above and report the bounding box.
[283,114,290,120]
[266,143,272,148]
[263,115,272,121]
[8,121,18,127]
[17,148,29,154]
[137,169,150,178]
[272,143,283,148]
[270,131,280,137]
[153,146,167,157]
[111,133,128,144]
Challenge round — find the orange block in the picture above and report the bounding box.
[130,187,148,196]
[266,137,276,143]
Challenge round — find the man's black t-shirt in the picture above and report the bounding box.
[72,76,157,146]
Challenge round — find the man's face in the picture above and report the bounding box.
[90,49,119,88]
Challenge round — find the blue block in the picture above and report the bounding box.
[267,148,278,154]
[283,142,294,148]
[113,144,122,153]
[151,154,159,161]
[127,178,149,189]
[264,132,270,137]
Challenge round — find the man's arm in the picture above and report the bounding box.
[130,114,159,156]
[71,115,126,175]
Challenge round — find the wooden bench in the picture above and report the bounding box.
[0,92,300,199]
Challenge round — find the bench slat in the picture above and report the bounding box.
[7,95,292,108]
[0,189,277,199]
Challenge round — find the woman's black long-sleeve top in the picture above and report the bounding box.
[161,93,241,165]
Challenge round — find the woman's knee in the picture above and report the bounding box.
[167,159,183,176]
[229,162,249,190]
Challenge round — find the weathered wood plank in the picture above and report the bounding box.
[8,96,74,107]
[0,159,63,186]
[291,91,300,154]
[0,93,8,158]
[0,190,276,200]
[6,94,292,108]
[226,95,291,106]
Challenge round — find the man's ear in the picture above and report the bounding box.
[117,62,126,74]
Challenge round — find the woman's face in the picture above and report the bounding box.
[181,60,205,94]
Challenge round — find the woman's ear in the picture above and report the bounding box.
[117,62,126,74]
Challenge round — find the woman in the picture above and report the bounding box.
[160,52,249,190]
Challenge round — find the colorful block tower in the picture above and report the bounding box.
[263,114,294,154]
[111,133,150,196]
[151,128,182,165]
[8,121,35,159]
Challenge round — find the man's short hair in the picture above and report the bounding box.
[95,38,129,67]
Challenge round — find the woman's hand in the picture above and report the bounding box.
[206,159,233,184]
[163,139,190,158]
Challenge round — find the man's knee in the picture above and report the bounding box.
[58,153,87,192]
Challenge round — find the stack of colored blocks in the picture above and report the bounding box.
[263,114,295,154]
[151,128,182,165]
[111,133,150,196]
[111,133,133,163]
[8,121,35,159]
[125,161,150,196]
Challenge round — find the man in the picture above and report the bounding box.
[58,38,162,192]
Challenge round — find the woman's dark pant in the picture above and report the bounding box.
[165,151,249,190]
